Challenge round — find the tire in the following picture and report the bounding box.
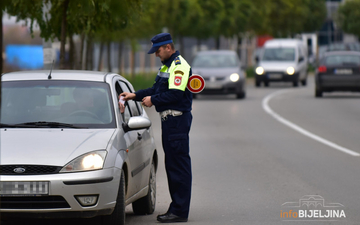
[315,87,323,97]
[132,161,156,215]
[301,79,307,86]
[264,81,269,87]
[102,170,126,225]
[255,80,261,87]
[236,91,246,99]
[293,80,298,87]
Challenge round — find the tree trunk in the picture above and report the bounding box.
[107,41,111,72]
[59,0,70,69]
[86,37,93,70]
[179,35,184,54]
[216,36,220,50]
[68,33,76,69]
[79,33,85,69]
[131,47,135,77]
[98,42,104,71]
[118,41,124,74]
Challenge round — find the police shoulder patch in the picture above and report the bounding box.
[174,57,181,65]
[174,70,184,76]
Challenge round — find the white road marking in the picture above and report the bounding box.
[262,89,360,157]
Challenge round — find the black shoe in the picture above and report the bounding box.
[157,212,188,223]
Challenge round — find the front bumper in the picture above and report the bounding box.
[256,72,299,82]
[0,167,122,218]
[316,74,360,91]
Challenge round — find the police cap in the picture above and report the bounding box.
[148,33,173,54]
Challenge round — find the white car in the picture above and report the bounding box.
[0,70,158,225]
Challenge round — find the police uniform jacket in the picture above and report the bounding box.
[134,51,192,112]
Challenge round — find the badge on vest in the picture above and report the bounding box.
[174,57,181,65]
[174,76,182,86]
[174,70,184,75]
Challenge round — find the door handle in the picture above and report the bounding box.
[137,132,142,140]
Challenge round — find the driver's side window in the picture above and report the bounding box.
[115,81,130,123]
[115,80,141,124]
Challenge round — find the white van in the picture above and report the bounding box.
[255,39,308,87]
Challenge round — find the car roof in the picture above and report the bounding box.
[2,70,119,82]
[322,51,360,57]
[195,50,237,55]
[264,39,302,47]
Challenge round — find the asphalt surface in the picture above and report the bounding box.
[3,75,360,225]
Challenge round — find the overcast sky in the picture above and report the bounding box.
[3,14,32,27]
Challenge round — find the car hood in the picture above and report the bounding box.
[192,67,241,78]
[0,129,116,166]
[258,62,297,71]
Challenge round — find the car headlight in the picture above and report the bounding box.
[230,73,240,82]
[60,150,107,173]
[255,67,264,75]
[286,67,295,75]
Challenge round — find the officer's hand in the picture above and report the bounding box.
[120,92,136,101]
[142,96,153,107]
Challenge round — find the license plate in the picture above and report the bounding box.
[335,69,352,75]
[268,74,282,79]
[205,82,222,89]
[0,181,49,196]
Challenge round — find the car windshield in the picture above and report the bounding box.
[192,54,239,68]
[1,80,116,128]
[324,55,360,66]
[262,48,295,61]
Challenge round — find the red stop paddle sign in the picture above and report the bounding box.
[187,74,205,93]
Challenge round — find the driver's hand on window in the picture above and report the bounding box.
[120,92,136,101]
[118,95,125,113]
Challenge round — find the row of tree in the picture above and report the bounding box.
[0,0,329,74]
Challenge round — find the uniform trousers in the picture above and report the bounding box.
[161,111,192,218]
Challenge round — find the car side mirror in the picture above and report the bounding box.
[255,56,259,64]
[123,116,151,132]
[298,56,304,63]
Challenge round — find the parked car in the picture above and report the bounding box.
[191,50,246,99]
[0,70,158,225]
[255,39,308,87]
[315,51,360,97]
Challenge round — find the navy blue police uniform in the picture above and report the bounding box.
[134,33,193,220]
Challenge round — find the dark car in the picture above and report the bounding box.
[315,51,360,97]
[191,50,246,99]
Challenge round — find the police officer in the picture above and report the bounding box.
[120,33,192,223]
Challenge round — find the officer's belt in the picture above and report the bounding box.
[160,109,183,121]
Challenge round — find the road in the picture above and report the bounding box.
[3,75,360,225]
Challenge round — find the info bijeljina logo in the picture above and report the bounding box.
[281,195,346,222]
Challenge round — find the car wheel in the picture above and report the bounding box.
[132,161,156,215]
[255,80,261,87]
[293,80,298,87]
[236,91,246,99]
[102,170,126,225]
[264,81,269,87]
[315,87,323,98]
[301,79,307,86]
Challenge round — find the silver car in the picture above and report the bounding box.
[191,50,246,99]
[0,70,158,224]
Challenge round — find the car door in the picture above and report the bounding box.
[115,80,151,196]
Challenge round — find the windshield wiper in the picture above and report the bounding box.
[4,121,86,129]
[0,123,34,128]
